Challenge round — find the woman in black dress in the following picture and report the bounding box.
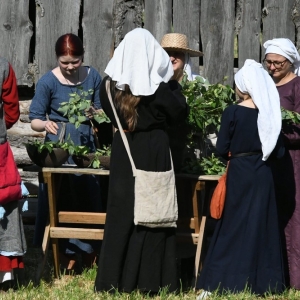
[196,59,285,298]
[94,28,187,293]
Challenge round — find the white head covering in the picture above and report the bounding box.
[263,38,300,75]
[234,59,282,161]
[104,28,173,96]
[183,53,207,82]
[183,53,193,81]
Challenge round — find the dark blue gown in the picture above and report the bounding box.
[196,104,285,295]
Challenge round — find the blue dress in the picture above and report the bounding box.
[29,66,102,255]
[196,105,285,295]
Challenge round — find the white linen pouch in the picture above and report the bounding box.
[134,168,178,228]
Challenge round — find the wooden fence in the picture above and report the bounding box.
[0,0,299,89]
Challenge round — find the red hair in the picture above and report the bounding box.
[55,33,84,57]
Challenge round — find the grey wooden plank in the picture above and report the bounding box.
[34,0,81,82]
[262,0,295,57]
[0,0,33,86]
[236,0,262,67]
[144,0,172,43]
[200,0,235,85]
[113,0,144,47]
[173,0,201,74]
[292,1,300,49]
[82,0,114,78]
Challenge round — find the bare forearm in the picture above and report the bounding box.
[31,119,47,132]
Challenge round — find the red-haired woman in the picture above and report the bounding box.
[29,33,102,273]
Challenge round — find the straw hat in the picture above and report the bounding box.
[160,33,203,57]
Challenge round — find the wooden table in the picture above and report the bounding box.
[175,173,220,283]
[39,166,220,282]
[41,166,109,279]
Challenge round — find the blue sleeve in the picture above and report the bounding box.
[91,68,102,109]
[29,76,52,121]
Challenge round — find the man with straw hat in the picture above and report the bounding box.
[160,33,205,82]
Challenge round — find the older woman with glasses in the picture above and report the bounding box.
[263,38,300,290]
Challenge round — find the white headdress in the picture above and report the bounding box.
[104,28,173,96]
[234,59,282,161]
[264,38,300,75]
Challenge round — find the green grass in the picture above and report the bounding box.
[1,266,300,300]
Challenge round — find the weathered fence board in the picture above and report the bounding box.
[113,0,144,47]
[144,0,172,44]
[82,0,114,78]
[0,0,33,86]
[236,0,262,67]
[200,0,235,85]
[262,0,295,50]
[0,0,299,89]
[173,0,201,74]
[292,1,300,49]
[34,0,81,82]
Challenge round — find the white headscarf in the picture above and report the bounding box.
[104,28,174,96]
[183,53,207,82]
[234,59,282,161]
[183,53,193,81]
[263,38,300,75]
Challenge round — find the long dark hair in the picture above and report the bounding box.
[112,82,141,131]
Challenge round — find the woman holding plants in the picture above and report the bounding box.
[94,28,187,294]
[196,60,285,298]
[264,38,300,289]
[161,33,219,171]
[29,33,102,273]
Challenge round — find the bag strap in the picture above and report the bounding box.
[105,80,138,176]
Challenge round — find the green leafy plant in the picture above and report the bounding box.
[70,145,90,156]
[88,145,112,169]
[180,74,233,175]
[281,107,300,124]
[181,75,234,136]
[182,153,226,175]
[58,87,111,129]
[24,138,70,153]
[199,153,226,175]
[71,145,112,169]
[24,134,82,155]
[96,144,111,156]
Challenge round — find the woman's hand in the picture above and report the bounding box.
[31,119,58,134]
[85,107,103,119]
[44,120,59,135]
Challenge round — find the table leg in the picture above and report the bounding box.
[35,220,50,285]
[43,171,60,278]
[193,216,207,287]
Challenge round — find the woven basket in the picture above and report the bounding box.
[99,156,110,170]
[26,145,69,168]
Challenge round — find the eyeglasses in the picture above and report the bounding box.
[263,59,288,68]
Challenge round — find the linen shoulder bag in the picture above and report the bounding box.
[210,161,229,219]
[105,80,178,228]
